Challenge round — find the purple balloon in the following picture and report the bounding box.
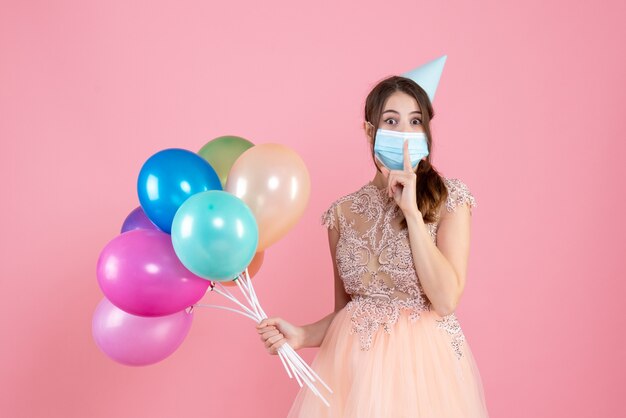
[121,206,160,233]
[92,298,193,366]
[97,229,210,317]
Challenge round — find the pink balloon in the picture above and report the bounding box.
[97,229,210,317]
[92,298,193,366]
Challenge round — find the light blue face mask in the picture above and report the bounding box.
[373,128,430,170]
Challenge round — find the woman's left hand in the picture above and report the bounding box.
[387,139,423,218]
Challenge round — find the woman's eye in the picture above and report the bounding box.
[384,119,397,125]
[411,119,422,125]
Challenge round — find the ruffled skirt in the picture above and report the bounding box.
[287,305,490,417]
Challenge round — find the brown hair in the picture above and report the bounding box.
[364,75,448,226]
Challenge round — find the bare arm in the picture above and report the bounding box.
[405,202,472,317]
[256,222,350,353]
[300,225,350,348]
[386,142,473,317]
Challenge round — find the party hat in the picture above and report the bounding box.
[401,54,447,102]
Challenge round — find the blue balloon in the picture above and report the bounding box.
[171,191,258,281]
[137,148,222,233]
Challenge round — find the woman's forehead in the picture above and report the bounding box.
[382,92,421,113]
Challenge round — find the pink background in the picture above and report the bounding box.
[1,1,624,417]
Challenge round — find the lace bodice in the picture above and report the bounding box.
[321,177,477,356]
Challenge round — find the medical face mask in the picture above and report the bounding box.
[373,128,430,170]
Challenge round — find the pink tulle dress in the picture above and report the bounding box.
[287,177,489,417]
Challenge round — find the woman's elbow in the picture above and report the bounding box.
[434,299,457,317]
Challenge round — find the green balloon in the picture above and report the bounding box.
[198,135,254,188]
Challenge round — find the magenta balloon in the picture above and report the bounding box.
[97,229,210,317]
[92,298,193,366]
[121,206,160,233]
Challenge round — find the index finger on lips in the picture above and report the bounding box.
[403,139,411,172]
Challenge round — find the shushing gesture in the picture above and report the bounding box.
[385,139,424,218]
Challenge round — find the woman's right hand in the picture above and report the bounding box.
[256,317,305,355]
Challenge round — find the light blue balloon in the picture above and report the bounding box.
[137,148,222,234]
[171,191,259,281]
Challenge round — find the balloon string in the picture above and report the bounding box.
[242,270,267,318]
[209,280,295,380]
[283,345,316,383]
[235,274,250,292]
[243,272,331,402]
[277,349,293,379]
[234,278,261,319]
[236,268,302,387]
[212,287,257,318]
[217,280,261,320]
[283,343,333,394]
[213,281,240,302]
[235,273,257,311]
[279,345,330,406]
[282,348,303,387]
[193,304,258,322]
[205,269,332,406]
[212,286,257,318]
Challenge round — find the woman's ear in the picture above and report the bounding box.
[364,121,374,143]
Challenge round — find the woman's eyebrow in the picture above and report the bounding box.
[382,109,422,115]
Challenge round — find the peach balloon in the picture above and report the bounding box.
[225,143,310,251]
[223,251,265,287]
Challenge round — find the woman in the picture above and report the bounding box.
[257,75,490,417]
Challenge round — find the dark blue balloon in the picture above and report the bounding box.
[137,148,222,233]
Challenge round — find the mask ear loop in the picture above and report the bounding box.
[366,121,377,148]
[366,120,378,161]
[367,121,391,177]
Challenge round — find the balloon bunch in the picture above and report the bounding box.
[92,135,331,405]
